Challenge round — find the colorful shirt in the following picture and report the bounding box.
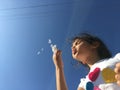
[78,53,120,90]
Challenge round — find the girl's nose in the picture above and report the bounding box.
[71,45,75,50]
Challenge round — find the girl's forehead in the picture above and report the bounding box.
[72,39,82,44]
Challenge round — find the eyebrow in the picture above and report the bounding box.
[72,39,82,45]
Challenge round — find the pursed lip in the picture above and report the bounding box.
[72,48,77,55]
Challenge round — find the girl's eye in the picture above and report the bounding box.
[76,41,81,45]
[72,40,82,47]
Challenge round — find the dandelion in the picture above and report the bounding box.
[48,39,58,53]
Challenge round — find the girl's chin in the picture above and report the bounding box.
[72,55,86,64]
[76,59,87,64]
[72,56,79,60]
[82,61,86,64]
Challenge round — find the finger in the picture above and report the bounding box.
[114,63,120,73]
[117,80,120,86]
[57,50,62,56]
[53,50,62,61]
[53,49,60,56]
[116,63,120,68]
[114,68,120,73]
[115,74,120,80]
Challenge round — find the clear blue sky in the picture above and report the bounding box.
[0,0,120,90]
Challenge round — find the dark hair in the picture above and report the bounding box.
[72,33,112,60]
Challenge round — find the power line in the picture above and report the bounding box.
[0,1,80,11]
[0,2,73,17]
[0,5,72,20]
[0,0,81,20]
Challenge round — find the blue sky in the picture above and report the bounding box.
[0,0,120,90]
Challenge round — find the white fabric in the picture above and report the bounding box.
[78,53,120,90]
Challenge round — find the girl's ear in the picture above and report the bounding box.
[92,41,100,48]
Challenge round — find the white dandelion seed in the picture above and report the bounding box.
[51,44,57,53]
[48,39,58,53]
[37,51,41,55]
[48,39,52,44]
[41,48,44,51]
[37,48,44,55]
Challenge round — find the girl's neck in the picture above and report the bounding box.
[87,55,100,68]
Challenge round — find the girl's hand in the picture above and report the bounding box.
[114,63,120,86]
[52,50,63,69]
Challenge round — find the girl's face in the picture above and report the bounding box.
[71,39,96,64]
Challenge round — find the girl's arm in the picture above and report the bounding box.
[55,66,68,90]
[53,50,68,90]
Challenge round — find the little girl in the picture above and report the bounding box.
[52,33,120,90]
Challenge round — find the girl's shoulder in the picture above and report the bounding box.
[91,53,120,71]
[114,53,120,59]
